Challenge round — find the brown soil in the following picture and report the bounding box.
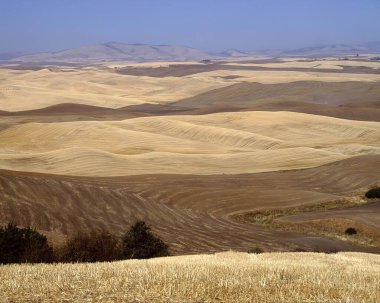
[115,63,380,77]
[0,155,379,254]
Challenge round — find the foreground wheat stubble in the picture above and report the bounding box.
[0,252,379,302]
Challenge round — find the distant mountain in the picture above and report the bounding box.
[283,41,380,56]
[219,49,250,57]
[11,42,213,63]
[0,51,29,60]
[222,42,380,58]
[361,41,380,52]
[9,41,380,63]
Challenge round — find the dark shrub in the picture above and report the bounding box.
[365,187,380,199]
[247,246,263,254]
[57,232,122,263]
[0,223,53,264]
[292,248,307,252]
[345,227,357,235]
[316,247,338,254]
[22,228,54,263]
[122,221,169,259]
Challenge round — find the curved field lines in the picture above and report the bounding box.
[0,155,379,254]
[1,60,380,254]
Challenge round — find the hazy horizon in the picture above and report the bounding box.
[1,0,380,54]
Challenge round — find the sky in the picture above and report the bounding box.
[1,0,380,53]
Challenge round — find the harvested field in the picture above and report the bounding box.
[0,67,230,111]
[1,251,379,302]
[2,81,380,123]
[0,111,379,176]
[0,155,379,254]
[1,59,380,255]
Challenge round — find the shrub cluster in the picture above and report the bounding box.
[56,232,122,263]
[365,187,380,199]
[0,223,53,264]
[345,227,357,235]
[0,221,169,264]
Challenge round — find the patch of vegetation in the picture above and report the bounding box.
[365,187,380,199]
[123,221,169,259]
[0,223,53,264]
[237,196,380,248]
[56,232,122,263]
[0,221,169,264]
[239,198,359,226]
[247,246,264,254]
[345,227,357,235]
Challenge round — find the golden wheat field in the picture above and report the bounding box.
[0,252,379,303]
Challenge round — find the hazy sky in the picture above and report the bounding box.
[1,0,380,53]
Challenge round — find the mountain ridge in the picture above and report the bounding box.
[11,42,213,63]
[8,41,380,63]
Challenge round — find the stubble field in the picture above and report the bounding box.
[1,251,379,303]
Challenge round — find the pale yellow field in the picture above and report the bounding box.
[0,111,379,176]
[2,62,380,112]
[195,69,380,84]
[1,252,379,302]
[224,59,380,70]
[0,67,231,111]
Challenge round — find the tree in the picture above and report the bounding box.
[57,232,122,263]
[0,223,53,264]
[122,221,169,259]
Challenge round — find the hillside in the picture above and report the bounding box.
[0,155,379,254]
[0,57,379,255]
[0,111,379,176]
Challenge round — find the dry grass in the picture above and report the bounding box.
[0,252,379,302]
[275,218,380,248]
[238,194,380,248]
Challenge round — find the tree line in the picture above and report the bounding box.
[0,220,169,264]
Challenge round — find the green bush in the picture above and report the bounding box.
[57,232,122,263]
[122,221,169,259]
[365,187,380,199]
[0,223,53,264]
